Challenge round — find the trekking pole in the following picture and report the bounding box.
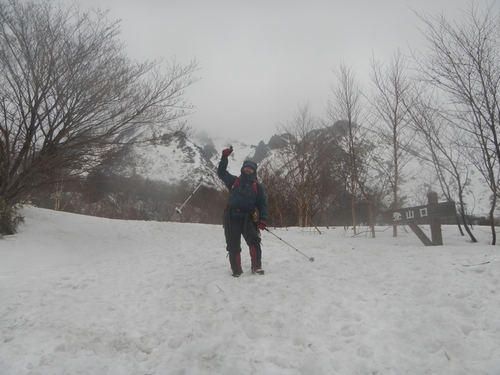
[175,163,218,215]
[265,228,315,262]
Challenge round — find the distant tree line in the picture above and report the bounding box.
[29,168,228,224]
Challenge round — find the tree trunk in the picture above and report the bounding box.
[489,194,497,245]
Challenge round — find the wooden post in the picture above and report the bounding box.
[428,191,443,246]
[408,222,433,246]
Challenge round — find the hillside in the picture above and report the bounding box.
[1,207,499,374]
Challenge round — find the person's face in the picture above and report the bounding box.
[243,166,255,175]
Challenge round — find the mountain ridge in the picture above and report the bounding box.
[122,132,272,189]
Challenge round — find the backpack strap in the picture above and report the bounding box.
[231,177,259,196]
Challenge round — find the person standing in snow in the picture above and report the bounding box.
[217,147,268,277]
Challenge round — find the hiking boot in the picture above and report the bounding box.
[229,253,243,276]
[252,268,265,275]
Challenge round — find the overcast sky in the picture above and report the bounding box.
[78,0,489,145]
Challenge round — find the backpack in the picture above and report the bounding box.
[231,176,258,197]
[227,177,260,222]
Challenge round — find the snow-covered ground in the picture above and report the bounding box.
[1,206,500,375]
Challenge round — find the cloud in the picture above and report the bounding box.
[79,0,486,144]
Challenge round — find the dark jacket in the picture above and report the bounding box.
[217,155,268,221]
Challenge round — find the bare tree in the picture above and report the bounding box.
[0,0,198,233]
[276,104,317,227]
[262,103,347,228]
[369,50,416,237]
[414,2,500,243]
[269,104,327,227]
[328,62,376,237]
[405,89,478,242]
[257,164,292,228]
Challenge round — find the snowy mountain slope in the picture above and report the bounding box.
[193,132,264,176]
[120,132,269,190]
[125,137,219,187]
[1,207,499,374]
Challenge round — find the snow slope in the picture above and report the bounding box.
[1,207,500,375]
[122,137,219,187]
[123,134,261,190]
[203,136,260,176]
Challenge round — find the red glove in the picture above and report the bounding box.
[222,147,233,157]
[258,220,266,230]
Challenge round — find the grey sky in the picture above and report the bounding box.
[78,0,487,144]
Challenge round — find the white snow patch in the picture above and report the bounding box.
[1,207,499,374]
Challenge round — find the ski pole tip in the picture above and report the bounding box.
[309,257,314,262]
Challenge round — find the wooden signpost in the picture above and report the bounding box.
[382,192,456,246]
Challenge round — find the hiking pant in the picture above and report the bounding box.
[224,212,262,272]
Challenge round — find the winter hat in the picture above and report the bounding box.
[242,159,258,172]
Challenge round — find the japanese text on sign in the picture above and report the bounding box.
[392,208,429,222]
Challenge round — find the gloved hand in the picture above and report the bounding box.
[258,220,266,231]
[222,147,233,157]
